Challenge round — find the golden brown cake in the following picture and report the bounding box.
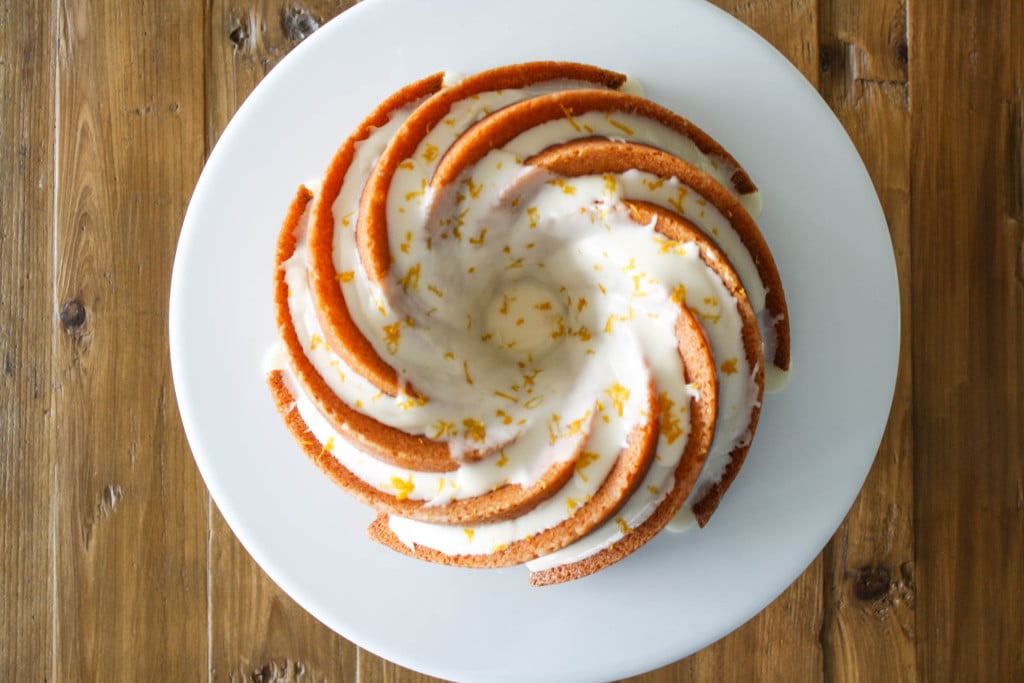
[266,61,790,584]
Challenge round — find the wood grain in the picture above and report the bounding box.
[0,1,56,679]
[50,1,208,678]
[637,3,828,682]
[818,0,917,681]
[204,3,361,680]
[3,0,1024,680]
[910,1,1024,680]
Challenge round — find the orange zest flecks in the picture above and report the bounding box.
[398,393,429,411]
[427,283,445,298]
[382,322,402,354]
[400,231,413,254]
[494,391,518,403]
[720,358,739,375]
[464,528,475,542]
[336,270,355,283]
[462,418,486,442]
[496,451,509,467]
[495,409,514,425]
[309,333,326,351]
[603,174,618,195]
[550,411,591,445]
[452,208,470,240]
[527,206,540,228]
[463,360,474,385]
[388,475,415,501]
[566,497,579,514]
[643,176,665,191]
[340,212,353,227]
[575,450,600,483]
[632,273,649,297]
[606,114,634,135]
[699,311,722,325]
[668,186,689,214]
[658,392,684,445]
[321,436,336,455]
[404,177,428,202]
[646,484,660,496]
[572,325,592,342]
[421,143,440,163]
[546,178,576,195]
[616,517,634,535]
[671,284,688,305]
[463,176,484,199]
[469,227,488,245]
[656,236,686,256]
[560,104,581,132]
[523,395,544,410]
[605,383,630,417]
[399,160,415,171]
[432,420,457,439]
[398,263,421,293]
[603,312,631,334]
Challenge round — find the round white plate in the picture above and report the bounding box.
[170,0,899,680]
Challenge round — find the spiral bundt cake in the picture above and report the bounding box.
[266,62,790,585]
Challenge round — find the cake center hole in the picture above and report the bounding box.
[483,278,566,357]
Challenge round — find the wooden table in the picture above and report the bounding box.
[2,0,1021,680]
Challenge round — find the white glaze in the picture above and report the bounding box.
[268,72,777,571]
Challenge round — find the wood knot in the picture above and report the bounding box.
[893,38,908,66]
[281,6,319,41]
[60,300,86,329]
[852,565,891,601]
[250,659,306,682]
[819,50,832,74]
[229,24,248,49]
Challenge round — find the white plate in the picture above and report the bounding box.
[169,0,899,680]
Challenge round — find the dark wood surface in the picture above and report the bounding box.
[2,1,1021,680]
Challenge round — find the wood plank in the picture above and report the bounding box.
[0,1,56,679]
[817,0,917,681]
[634,2,826,681]
[203,3,360,679]
[357,657,447,683]
[910,1,1024,680]
[51,2,209,678]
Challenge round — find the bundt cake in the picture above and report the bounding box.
[266,61,790,585]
